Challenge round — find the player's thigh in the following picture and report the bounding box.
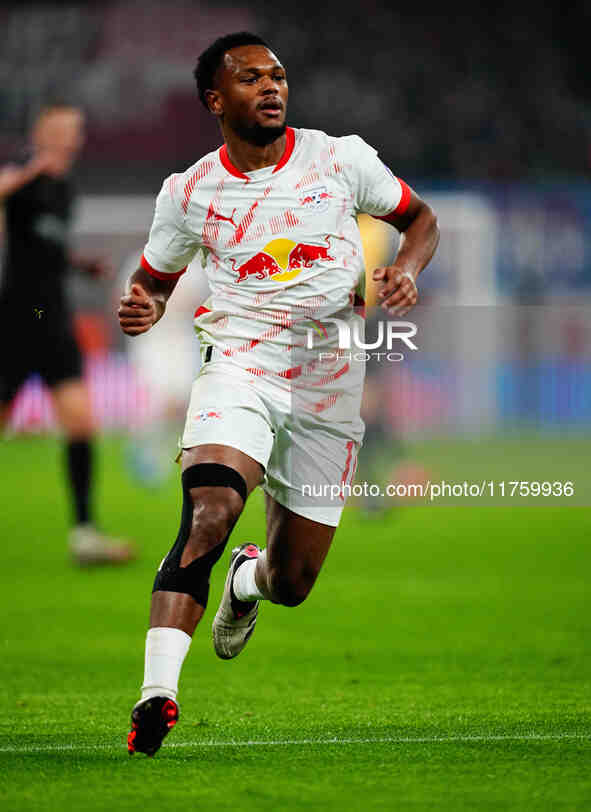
[180,362,275,494]
[264,492,336,579]
[264,414,362,529]
[51,378,94,437]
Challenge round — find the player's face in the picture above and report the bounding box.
[209,45,288,146]
[33,109,86,175]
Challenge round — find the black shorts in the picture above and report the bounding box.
[0,304,83,404]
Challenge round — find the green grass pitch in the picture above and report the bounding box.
[0,434,590,811]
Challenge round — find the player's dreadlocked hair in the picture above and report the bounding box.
[194,32,270,110]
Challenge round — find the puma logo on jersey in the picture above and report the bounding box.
[213,208,237,228]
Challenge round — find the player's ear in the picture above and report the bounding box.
[205,89,223,117]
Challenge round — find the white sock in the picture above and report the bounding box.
[141,627,191,702]
[233,549,267,601]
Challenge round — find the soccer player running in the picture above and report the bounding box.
[120,32,439,756]
[0,104,136,566]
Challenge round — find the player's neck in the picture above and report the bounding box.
[222,130,287,172]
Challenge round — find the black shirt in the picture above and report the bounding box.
[1,172,74,311]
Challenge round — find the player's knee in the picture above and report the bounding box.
[61,405,94,438]
[153,464,248,606]
[53,381,95,437]
[268,568,316,608]
[183,490,242,562]
[153,466,247,607]
[64,422,94,440]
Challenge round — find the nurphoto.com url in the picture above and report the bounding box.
[302,480,576,502]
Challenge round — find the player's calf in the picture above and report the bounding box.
[211,544,322,661]
[266,566,318,607]
[261,497,336,608]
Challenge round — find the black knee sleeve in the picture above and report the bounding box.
[152,463,248,607]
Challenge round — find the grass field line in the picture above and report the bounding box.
[1,732,589,755]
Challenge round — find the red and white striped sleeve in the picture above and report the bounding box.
[345,135,411,220]
[141,173,202,280]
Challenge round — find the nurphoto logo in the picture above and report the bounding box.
[305,318,419,362]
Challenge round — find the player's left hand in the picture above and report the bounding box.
[373,265,418,316]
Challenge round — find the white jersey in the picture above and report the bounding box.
[141,127,409,419]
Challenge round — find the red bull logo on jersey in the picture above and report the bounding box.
[299,186,332,212]
[230,237,334,284]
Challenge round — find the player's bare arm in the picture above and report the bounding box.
[118,267,179,336]
[373,189,439,316]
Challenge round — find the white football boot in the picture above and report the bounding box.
[69,524,137,566]
[212,543,260,660]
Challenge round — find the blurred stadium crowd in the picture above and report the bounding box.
[0,1,589,190]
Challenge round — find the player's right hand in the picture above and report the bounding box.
[118,283,158,336]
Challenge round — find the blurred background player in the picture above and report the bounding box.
[0,104,136,566]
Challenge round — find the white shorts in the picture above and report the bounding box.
[180,360,364,527]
